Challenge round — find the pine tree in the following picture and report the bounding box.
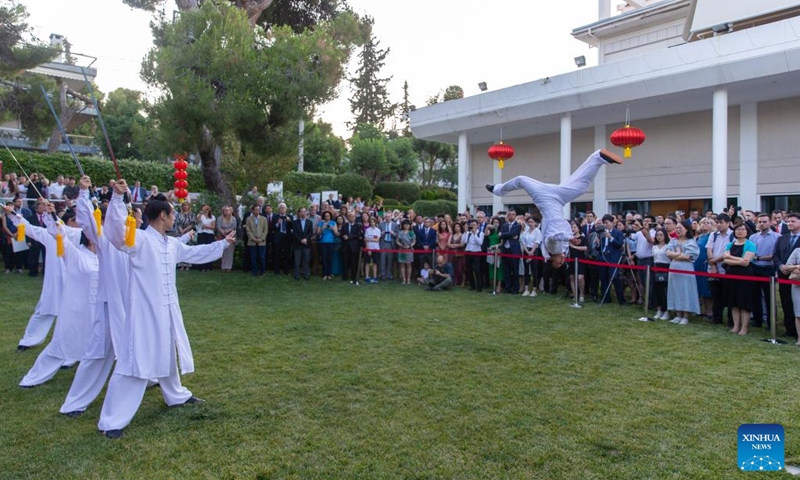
[400,80,411,137]
[348,17,395,132]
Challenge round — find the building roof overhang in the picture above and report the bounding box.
[572,0,691,47]
[27,62,97,91]
[410,16,800,146]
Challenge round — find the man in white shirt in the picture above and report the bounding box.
[464,219,485,292]
[48,175,66,200]
[487,149,622,269]
[631,217,655,307]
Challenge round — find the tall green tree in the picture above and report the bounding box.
[348,16,394,131]
[96,88,162,160]
[0,1,58,76]
[412,86,463,187]
[303,120,345,173]
[140,1,361,203]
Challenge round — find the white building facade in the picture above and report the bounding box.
[410,0,800,217]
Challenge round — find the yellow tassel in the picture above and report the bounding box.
[56,232,64,257]
[624,147,632,158]
[94,207,103,237]
[498,159,505,169]
[17,223,25,242]
[125,213,136,247]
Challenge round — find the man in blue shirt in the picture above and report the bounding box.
[750,213,779,328]
[426,255,454,291]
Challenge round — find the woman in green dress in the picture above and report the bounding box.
[487,217,504,293]
[397,219,416,284]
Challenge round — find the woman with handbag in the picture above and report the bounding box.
[652,229,671,320]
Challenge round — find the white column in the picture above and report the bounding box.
[560,114,572,218]
[493,163,503,215]
[457,133,470,214]
[712,88,728,213]
[593,125,608,216]
[739,103,758,210]
[598,0,611,20]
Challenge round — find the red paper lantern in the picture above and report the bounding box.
[174,188,188,199]
[174,179,188,189]
[610,125,646,158]
[173,170,188,180]
[488,141,515,169]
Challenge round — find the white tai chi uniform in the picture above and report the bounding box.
[60,191,131,414]
[14,216,67,349]
[97,193,229,432]
[492,150,608,260]
[14,217,99,387]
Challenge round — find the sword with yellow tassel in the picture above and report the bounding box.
[0,138,65,255]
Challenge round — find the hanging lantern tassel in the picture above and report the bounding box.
[125,213,136,247]
[17,222,25,242]
[56,232,64,257]
[93,207,103,237]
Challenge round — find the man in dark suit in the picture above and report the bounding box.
[128,180,147,204]
[271,202,293,275]
[416,217,437,276]
[598,214,626,305]
[25,200,47,277]
[772,210,790,235]
[773,212,800,337]
[262,204,274,271]
[500,209,522,294]
[292,207,314,280]
[340,211,363,284]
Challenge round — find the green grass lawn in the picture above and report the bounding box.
[2,271,799,479]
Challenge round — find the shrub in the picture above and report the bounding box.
[420,189,436,201]
[383,204,411,212]
[0,151,203,192]
[331,173,372,201]
[375,182,421,204]
[411,199,457,218]
[282,172,335,196]
[381,198,399,205]
[434,188,457,201]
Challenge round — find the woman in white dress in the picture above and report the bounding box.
[665,221,701,325]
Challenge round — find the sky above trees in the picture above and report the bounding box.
[20,0,602,138]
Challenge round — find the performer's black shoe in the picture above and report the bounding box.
[63,411,84,418]
[183,396,205,405]
[485,184,495,194]
[104,429,124,439]
[16,345,30,353]
[60,364,76,370]
[599,149,623,165]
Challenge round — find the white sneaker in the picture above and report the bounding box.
[521,290,530,297]
[678,318,689,325]
[669,317,681,324]
[579,296,585,303]
[530,290,537,298]
[655,310,663,320]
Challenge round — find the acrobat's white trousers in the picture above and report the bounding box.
[19,343,68,387]
[97,347,192,432]
[493,150,606,207]
[18,312,56,348]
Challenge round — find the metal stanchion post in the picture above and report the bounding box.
[570,259,581,308]
[491,250,499,295]
[763,276,785,344]
[355,248,363,286]
[638,265,652,322]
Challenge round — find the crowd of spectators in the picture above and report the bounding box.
[3,174,799,343]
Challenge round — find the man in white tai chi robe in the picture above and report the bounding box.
[5,204,99,387]
[98,180,235,439]
[15,205,81,352]
[60,177,138,416]
[487,149,622,269]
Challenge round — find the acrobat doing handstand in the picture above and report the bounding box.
[487,149,622,268]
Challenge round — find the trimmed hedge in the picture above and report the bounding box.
[412,199,457,218]
[0,151,203,192]
[331,173,372,201]
[282,172,335,196]
[420,189,436,201]
[383,203,411,212]
[375,182,420,204]
[434,188,457,201]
